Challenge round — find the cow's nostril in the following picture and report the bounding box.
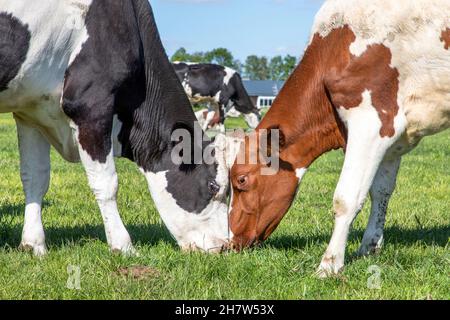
[225,241,237,252]
[208,180,221,194]
[219,243,229,253]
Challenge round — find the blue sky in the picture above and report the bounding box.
[151,0,324,61]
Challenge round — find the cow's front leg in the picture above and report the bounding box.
[218,103,226,133]
[15,118,50,256]
[317,148,387,277]
[317,94,405,277]
[74,124,134,255]
[358,156,401,256]
[204,111,216,131]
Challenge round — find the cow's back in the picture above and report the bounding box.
[313,0,450,144]
[0,0,93,161]
[0,1,90,103]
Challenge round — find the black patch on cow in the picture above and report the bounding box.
[152,145,221,213]
[228,73,260,115]
[0,12,31,92]
[62,0,220,214]
[173,62,260,124]
[63,0,199,165]
[166,163,220,213]
[175,63,227,98]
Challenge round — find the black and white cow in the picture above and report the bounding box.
[173,62,261,131]
[0,0,233,255]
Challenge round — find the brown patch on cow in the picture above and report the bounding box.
[325,44,400,137]
[333,198,348,217]
[321,255,336,265]
[257,27,355,168]
[115,266,160,280]
[440,28,450,50]
[210,111,220,127]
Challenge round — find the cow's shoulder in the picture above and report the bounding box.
[0,12,31,92]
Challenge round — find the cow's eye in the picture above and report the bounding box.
[236,175,248,187]
[208,180,220,195]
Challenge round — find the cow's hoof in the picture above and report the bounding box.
[111,244,139,257]
[358,239,383,257]
[316,258,343,279]
[357,245,382,257]
[19,242,47,257]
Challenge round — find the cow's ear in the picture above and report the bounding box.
[262,125,286,158]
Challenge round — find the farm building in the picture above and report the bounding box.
[243,80,285,109]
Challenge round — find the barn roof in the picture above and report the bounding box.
[243,80,285,97]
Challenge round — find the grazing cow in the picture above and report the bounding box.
[0,0,232,255]
[173,62,261,131]
[228,0,450,276]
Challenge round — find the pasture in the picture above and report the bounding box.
[0,113,448,299]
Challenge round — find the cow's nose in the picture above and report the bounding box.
[219,240,235,253]
[230,235,257,251]
[209,180,221,194]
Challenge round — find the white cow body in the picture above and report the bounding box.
[313,0,450,153]
[0,0,92,162]
[310,0,450,276]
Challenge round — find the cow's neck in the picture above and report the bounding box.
[119,0,198,172]
[259,27,356,170]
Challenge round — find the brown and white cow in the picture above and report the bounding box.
[228,0,450,277]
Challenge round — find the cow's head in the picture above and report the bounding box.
[143,127,242,253]
[228,74,261,129]
[228,127,301,249]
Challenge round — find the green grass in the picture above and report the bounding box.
[224,116,250,130]
[0,113,448,300]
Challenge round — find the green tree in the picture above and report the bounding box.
[171,47,242,71]
[269,55,297,80]
[171,47,206,63]
[204,48,234,68]
[281,55,297,80]
[171,47,191,62]
[232,59,243,73]
[189,51,207,63]
[269,55,284,80]
[245,55,270,80]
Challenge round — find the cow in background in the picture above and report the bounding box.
[173,62,261,131]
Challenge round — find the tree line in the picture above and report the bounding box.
[171,47,298,81]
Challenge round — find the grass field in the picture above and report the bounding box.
[0,113,448,300]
